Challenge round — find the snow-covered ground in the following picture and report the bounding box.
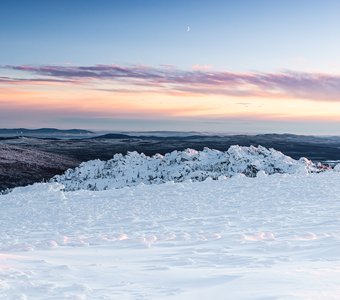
[2,170,340,299]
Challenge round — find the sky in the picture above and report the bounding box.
[1,0,340,134]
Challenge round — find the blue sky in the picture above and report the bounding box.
[1,0,340,134]
[2,0,340,71]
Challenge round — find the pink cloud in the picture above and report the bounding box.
[2,64,340,101]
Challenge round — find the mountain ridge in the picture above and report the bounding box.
[0,128,94,135]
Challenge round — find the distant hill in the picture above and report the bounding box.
[91,133,135,139]
[91,133,217,140]
[0,128,94,135]
[0,144,80,190]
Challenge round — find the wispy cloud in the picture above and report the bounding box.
[0,76,73,85]
[2,64,340,101]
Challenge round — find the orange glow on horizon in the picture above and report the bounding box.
[2,80,340,125]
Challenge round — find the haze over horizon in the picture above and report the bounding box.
[2,0,340,135]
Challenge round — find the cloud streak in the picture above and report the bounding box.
[0,76,73,85]
[3,64,340,101]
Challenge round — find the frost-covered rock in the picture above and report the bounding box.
[52,145,318,191]
[334,164,340,172]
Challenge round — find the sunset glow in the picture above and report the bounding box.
[2,0,340,134]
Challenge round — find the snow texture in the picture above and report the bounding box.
[2,170,340,299]
[52,145,317,191]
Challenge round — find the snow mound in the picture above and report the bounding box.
[52,145,318,191]
[334,163,340,172]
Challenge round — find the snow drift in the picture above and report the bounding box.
[52,145,317,191]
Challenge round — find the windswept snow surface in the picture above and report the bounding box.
[52,145,317,191]
[2,171,340,299]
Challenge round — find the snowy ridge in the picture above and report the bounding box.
[52,145,317,191]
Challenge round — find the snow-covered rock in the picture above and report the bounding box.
[334,163,340,172]
[52,145,318,191]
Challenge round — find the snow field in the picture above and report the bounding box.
[1,171,340,298]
